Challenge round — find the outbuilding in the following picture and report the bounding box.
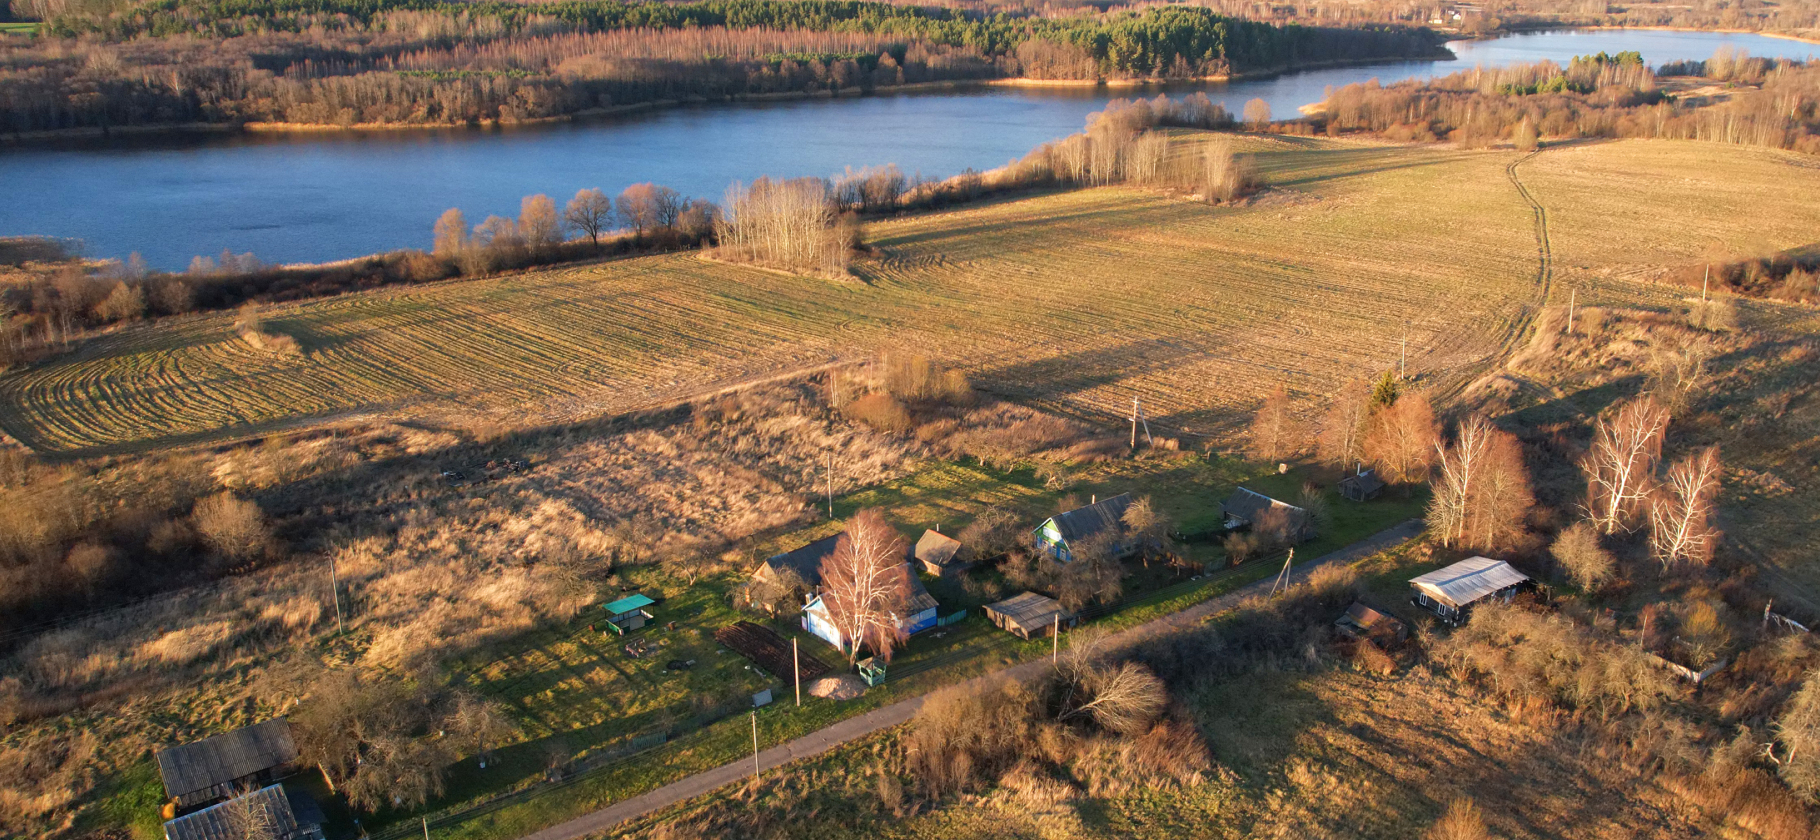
[156,718,298,812]
[914,529,969,577]
[1338,467,1386,502]
[163,784,325,840]
[602,593,656,635]
[984,591,1075,639]
[1032,494,1136,563]
[1409,556,1530,625]
[1335,601,1407,647]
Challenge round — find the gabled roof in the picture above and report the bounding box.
[1222,487,1306,523]
[1339,468,1386,494]
[915,530,964,567]
[1410,557,1530,609]
[156,719,297,802]
[757,533,844,587]
[985,591,1069,629]
[1045,493,1134,543]
[803,567,939,622]
[163,784,322,840]
[603,594,655,616]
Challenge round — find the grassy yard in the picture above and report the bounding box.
[352,451,1423,839]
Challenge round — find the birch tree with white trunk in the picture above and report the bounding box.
[1582,396,1669,535]
[819,508,911,666]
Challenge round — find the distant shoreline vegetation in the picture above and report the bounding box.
[0,0,1446,134]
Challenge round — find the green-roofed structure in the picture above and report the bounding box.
[603,593,656,634]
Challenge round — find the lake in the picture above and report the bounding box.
[1,28,1813,269]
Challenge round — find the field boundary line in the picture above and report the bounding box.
[510,520,1424,840]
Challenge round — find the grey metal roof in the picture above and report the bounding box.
[156,719,297,802]
[1410,557,1530,609]
[1047,494,1133,543]
[986,592,1068,630]
[163,784,322,840]
[914,530,964,567]
[1221,487,1304,524]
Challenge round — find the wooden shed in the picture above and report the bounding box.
[156,719,298,811]
[984,592,1075,639]
[1334,601,1407,647]
[1338,467,1386,502]
[1221,487,1315,542]
[1409,556,1530,625]
[1032,494,1137,563]
[914,529,969,577]
[163,783,325,840]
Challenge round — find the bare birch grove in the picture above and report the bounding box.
[1582,397,1669,535]
[819,508,912,665]
[716,177,851,276]
[1318,375,1373,471]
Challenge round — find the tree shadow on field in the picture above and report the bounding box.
[972,336,1222,418]
[1255,145,1478,189]
[870,200,1188,251]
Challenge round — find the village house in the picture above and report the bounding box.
[156,718,299,813]
[1409,556,1531,625]
[163,783,325,840]
[752,533,845,593]
[1221,487,1316,542]
[1032,493,1138,563]
[801,573,941,652]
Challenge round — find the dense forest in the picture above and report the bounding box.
[1319,49,1820,155]
[0,0,1445,132]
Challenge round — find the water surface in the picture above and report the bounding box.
[0,28,1812,268]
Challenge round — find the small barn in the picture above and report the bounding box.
[1032,494,1137,563]
[163,784,325,840]
[156,719,299,811]
[1338,467,1386,502]
[914,529,969,577]
[1221,487,1315,542]
[602,593,656,634]
[984,592,1075,639]
[1335,601,1407,647]
[801,572,940,652]
[1409,556,1530,625]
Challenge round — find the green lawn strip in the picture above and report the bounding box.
[0,21,39,33]
[80,758,165,840]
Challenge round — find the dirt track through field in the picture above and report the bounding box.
[518,520,1424,840]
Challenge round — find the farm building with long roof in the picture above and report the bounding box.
[1409,556,1530,624]
[984,591,1075,639]
[162,783,325,840]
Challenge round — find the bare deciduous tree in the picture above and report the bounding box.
[193,491,271,563]
[820,508,911,665]
[562,188,613,251]
[1649,446,1722,569]
[1247,383,1300,463]
[1429,414,1495,548]
[1552,522,1613,592]
[1424,797,1490,840]
[1119,495,1172,567]
[1242,97,1273,129]
[94,282,146,323]
[433,208,468,258]
[1582,396,1669,535]
[518,194,563,256]
[217,785,278,840]
[1364,391,1438,486]
[1777,666,1820,798]
[617,183,683,240]
[1318,375,1373,471]
[444,692,517,770]
[716,176,847,275]
[1054,630,1166,735]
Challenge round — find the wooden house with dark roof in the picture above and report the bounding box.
[1221,487,1315,542]
[156,719,298,811]
[802,572,941,652]
[752,533,844,592]
[1032,494,1137,563]
[162,783,325,840]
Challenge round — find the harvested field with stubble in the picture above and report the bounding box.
[0,136,1552,456]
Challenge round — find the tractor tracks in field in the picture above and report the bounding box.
[1438,149,1556,404]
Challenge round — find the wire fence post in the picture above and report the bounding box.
[750,710,760,779]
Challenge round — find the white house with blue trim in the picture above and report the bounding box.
[802,571,940,653]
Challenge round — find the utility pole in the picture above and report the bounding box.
[1567,287,1576,334]
[826,450,834,518]
[329,553,345,635]
[793,638,801,707]
[422,816,431,840]
[1130,397,1139,450]
[1700,265,1711,329]
[1052,612,1060,663]
[1269,549,1294,598]
[1400,322,1407,379]
[751,710,761,779]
